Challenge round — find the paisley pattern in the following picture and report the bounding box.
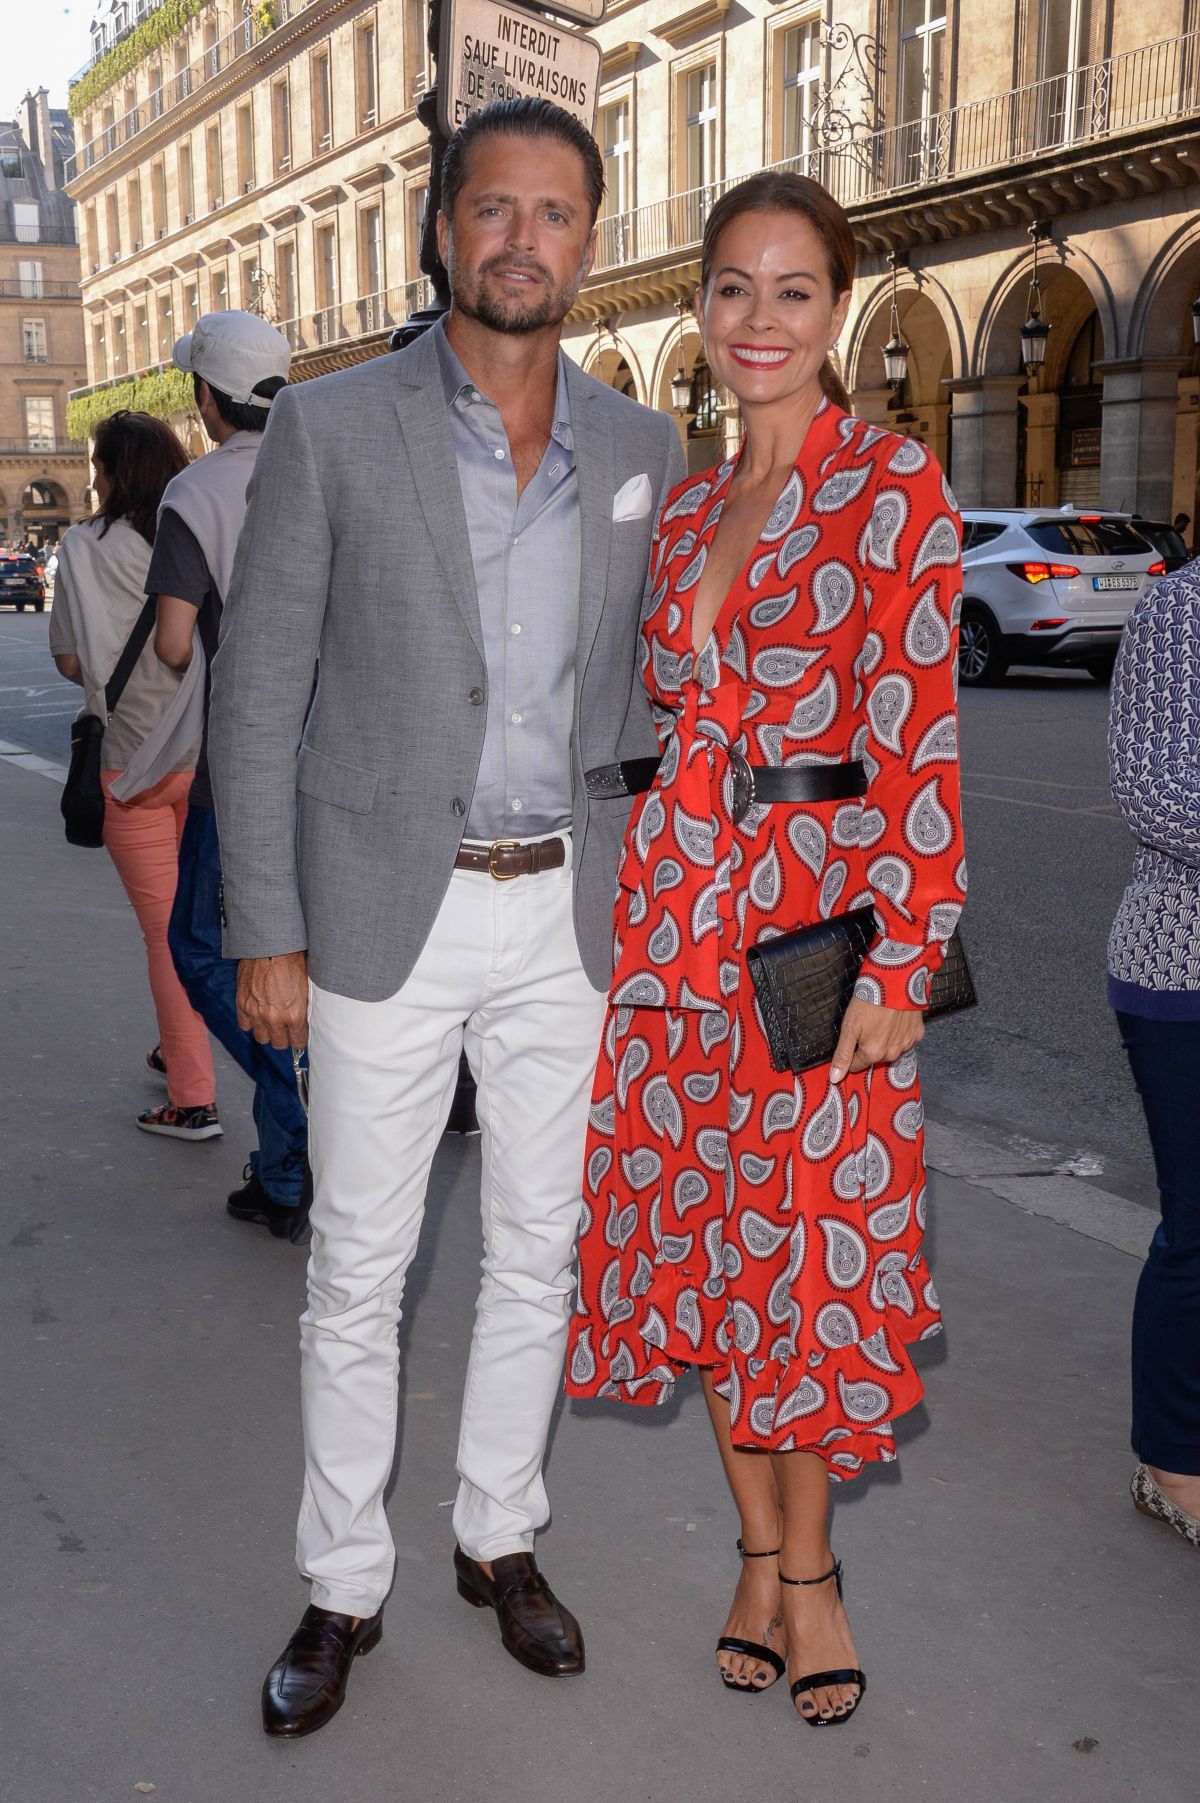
[566,404,967,1476]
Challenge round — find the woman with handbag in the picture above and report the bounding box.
[50,410,220,1142]
[566,172,967,1725]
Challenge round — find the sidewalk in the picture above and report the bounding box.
[1,753,1194,1803]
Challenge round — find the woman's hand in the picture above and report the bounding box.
[829,997,924,1085]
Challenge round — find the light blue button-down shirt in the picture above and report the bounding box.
[434,320,581,842]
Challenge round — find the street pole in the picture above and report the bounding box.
[391,0,452,349]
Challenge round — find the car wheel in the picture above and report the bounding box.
[958,605,1008,686]
[14,601,24,613]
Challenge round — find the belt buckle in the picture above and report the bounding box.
[487,838,521,881]
[729,752,755,826]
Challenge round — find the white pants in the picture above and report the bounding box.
[296,837,606,1615]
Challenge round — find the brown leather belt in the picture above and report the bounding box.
[454,836,567,881]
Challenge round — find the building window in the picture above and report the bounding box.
[599,99,632,218]
[18,259,44,299]
[684,64,719,193]
[357,19,379,129]
[312,48,333,152]
[106,189,121,262]
[276,237,298,324]
[127,173,142,250]
[781,18,822,171]
[93,319,108,381]
[158,287,174,359]
[23,318,48,362]
[203,19,220,81]
[175,41,191,103]
[212,267,229,311]
[113,312,128,376]
[404,0,433,108]
[26,397,56,450]
[85,203,99,271]
[898,0,947,182]
[206,122,223,209]
[1037,0,1092,146]
[151,159,167,237]
[185,282,200,330]
[406,182,429,281]
[179,140,195,224]
[315,220,339,313]
[236,103,256,192]
[359,204,384,297]
[135,303,151,367]
[272,77,291,174]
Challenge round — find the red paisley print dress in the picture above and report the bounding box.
[566,403,967,1477]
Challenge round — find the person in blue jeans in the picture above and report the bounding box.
[1108,560,1200,1549]
[150,311,311,1243]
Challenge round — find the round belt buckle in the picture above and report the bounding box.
[729,752,755,826]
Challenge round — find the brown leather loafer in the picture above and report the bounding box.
[261,1604,383,1737]
[454,1547,585,1676]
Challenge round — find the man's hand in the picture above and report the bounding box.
[236,952,310,1049]
[829,996,924,1085]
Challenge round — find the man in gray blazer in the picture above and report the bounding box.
[208,97,684,1737]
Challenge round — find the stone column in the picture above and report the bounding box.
[943,376,1024,507]
[1095,358,1187,520]
[1021,390,1059,508]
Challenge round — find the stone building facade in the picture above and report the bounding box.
[0,92,87,546]
[66,0,1200,523]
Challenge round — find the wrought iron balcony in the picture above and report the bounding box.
[0,279,80,299]
[590,27,1200,278]
[0,221,78,246]
[65,1,317,185]
[275,280,434,355]
[0,437,86,457]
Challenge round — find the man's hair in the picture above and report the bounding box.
[440,98,604,228]
[193,371,287,434]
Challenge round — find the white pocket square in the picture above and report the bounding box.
[612,473,653,522]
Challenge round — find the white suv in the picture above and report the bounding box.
[958,508,1163,686]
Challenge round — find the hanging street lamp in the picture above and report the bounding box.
[671,301,693,414]
[882,251,909,390]
[1020,224,1053,376]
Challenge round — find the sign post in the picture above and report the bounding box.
[439,0,603,137]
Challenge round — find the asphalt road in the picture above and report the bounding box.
[0,602,1154,1206]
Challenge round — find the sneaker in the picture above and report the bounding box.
[227,1167,312,1245]
[146,1044,168,1085]
[137,1101,222,1141]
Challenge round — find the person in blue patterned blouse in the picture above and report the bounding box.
[1108,561,1200,1549]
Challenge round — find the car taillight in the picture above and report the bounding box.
[1030,618,1069,630]
[1147,560,1165,576]
[1007,562,1080,584]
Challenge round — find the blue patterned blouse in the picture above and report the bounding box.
[1108,564,1200,1020]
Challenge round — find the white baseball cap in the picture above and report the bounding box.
[173,310,292,407]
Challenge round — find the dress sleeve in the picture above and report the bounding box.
[854,446,968,1010]
[1108,577,1200,868]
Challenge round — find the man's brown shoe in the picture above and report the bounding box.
[454,1548,585,1676]
[261,1604,383,1737]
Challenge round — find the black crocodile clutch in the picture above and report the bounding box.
[746,905,976,1075]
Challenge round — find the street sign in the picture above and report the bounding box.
[439,0,603,137]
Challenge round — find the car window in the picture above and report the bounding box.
[1132,523,1187,562]
[1027,519,1151,557]
[961,521,1008,553]
[6,558,37,573]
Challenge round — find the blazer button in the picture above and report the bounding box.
[469,687,485,706]
[451,797,467,816]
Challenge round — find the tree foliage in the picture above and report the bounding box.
[67,368,198,443]
[69,0,209,120]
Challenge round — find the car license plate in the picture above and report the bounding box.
[1093,574,1138,591]
[3,577,23,587]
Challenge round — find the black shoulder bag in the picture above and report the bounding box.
[60,597,157,848]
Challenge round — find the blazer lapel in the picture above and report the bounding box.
[392,333,484,660]
[569,366,616,707]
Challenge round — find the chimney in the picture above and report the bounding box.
[36,88,57,190]
[19,90,37,155]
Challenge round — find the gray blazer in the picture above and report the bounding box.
[207,327,686,1002]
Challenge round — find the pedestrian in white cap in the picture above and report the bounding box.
[145,310,312,1239]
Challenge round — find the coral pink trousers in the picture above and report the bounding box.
[100,769,216,1108]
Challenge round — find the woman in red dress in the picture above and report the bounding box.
[567,173,966,1725]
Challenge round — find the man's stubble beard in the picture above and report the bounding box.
[447,248,588,337]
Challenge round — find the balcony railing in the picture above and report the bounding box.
[0,437,86,457]
[0,279,80,300]
[66,1,318,183]
[591,28,1200,276]
[275,279,434,354]
[0,220,78,246]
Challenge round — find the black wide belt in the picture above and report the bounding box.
[585,755,867,826]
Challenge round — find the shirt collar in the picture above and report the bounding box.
[433,316,572,447]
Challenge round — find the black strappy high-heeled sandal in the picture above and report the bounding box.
[779,1559,866,1726]
[716,1540,787,1693]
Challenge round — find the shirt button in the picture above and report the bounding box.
[469,687,484,706]
[494,448,505,461]
[451,797,466,817]
[471,390,482,402]
[510,623,521,635]
[511,798,522,813]
[510,712,522,725]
